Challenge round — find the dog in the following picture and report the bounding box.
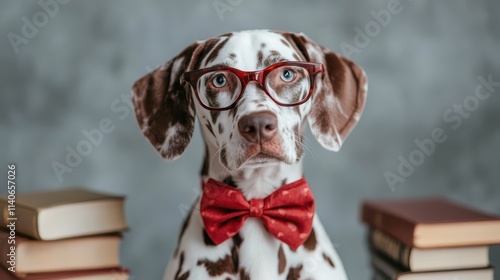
[132,30,367,280]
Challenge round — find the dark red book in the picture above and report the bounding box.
[361,197,500,248]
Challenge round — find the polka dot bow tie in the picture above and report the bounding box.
[200,177,315,250]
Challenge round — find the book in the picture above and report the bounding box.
[0,266,129,280]
[361,197,500,248]
[372,252,494,280]
[0,188,127,240]
[369,229,489,271]
[0,231,121,274]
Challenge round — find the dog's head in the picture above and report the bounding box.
[132,30,367,172]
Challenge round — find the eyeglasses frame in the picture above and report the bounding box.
[181,61,324,111]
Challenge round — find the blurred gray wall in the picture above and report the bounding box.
[1,1,499,279]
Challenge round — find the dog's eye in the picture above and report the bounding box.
[280,69,295,82]
[212,75,227,88]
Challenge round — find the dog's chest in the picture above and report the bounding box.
[237,219,282,278]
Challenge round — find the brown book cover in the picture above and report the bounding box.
[361,197,500,248]
[0,188,127,240]
[0,266,129,280]
[0,231,121,274]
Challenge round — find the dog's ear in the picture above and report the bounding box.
[284,32,368,151]
[132,42,205,160]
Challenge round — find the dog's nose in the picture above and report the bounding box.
[238,112,278,143]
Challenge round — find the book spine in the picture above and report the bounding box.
[371,253,402,280]
[0,200,41,240]
[370,230,411,269]
[361,202,417,247]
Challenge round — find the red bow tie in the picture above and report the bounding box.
[200,177,315,250]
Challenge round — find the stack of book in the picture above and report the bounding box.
[361,197,500,280]
[0,188,129,280]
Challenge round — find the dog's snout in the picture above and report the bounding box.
[238,112,278,143]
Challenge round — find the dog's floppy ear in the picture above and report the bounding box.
[284,32,368,151]
[132,42,205,160]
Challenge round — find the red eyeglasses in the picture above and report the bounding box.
[181,61,324,111]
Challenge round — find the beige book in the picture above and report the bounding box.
[370,229,489,271]
[372,252,493,280]
[0,188,127,240]
[0,231,121,274]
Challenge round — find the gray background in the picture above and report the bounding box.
[1,0,499,279]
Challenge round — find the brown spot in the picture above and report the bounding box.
[303,229,317,251]
[175,252,190,280]
[232,232,243,247]
[210,111,220,124]
[263,50,281,67]
[261,42,266,48]
[228,102,240,119]
[257,51,264,68]
[231,245,239,273]
[218,122,224,134]
[205,122,216,138]
[293,124,304,159]
[324,52,346,102]
[200,143,209,176]
[219,32,234,38]
[206,37,229,65]
[281,39,291,47]
[254,91,267,103]
[323,253,335,268]
[197,246,238,276]
[278,32,308,61]
[203,229,216,246]
[278,244,286,274]
[205,87,220,109]
[221,147,228,167]
[192,38,216,69]
[229,53,236,59]
[281,179,287,186]
[229,132,233,139]
[239,269,251,280]
[176,271,189,280]
[286,264,303,280]
[223,176,235,186]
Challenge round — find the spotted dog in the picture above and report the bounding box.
[132,30,367,280]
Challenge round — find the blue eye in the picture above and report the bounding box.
[280,69,295,82]
[212,75,227,88]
